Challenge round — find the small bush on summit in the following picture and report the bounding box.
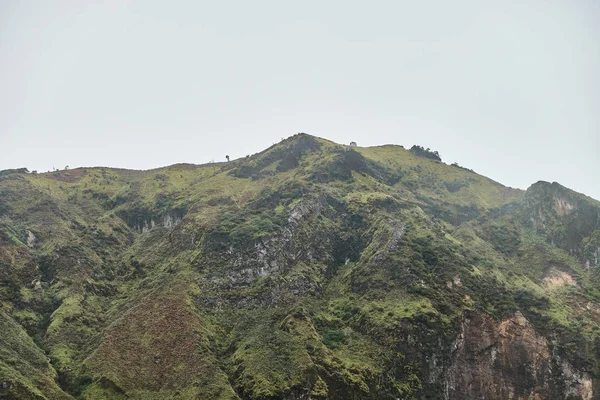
[409,145,441,161]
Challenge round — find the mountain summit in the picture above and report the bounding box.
[1,134,599,399]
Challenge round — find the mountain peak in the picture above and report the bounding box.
[0,136,599,399]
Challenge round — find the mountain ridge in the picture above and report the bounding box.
[1,133,599,399]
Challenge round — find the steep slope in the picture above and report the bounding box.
[0,311,70,399]
[0,133,599,399]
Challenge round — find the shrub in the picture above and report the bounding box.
[409,146,441,161]
[321,329,346,349]
[0,168,29,177]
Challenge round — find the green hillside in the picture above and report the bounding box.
[1,134,599,399]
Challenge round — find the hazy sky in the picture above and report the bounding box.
[1,1,598,199]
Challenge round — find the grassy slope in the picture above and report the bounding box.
[0,311,71,399]
[0,133,599,399]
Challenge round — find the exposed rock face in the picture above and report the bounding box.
[524,181,600,262]
[138,212,182,233]
[553,195,575,216]
[26,230,36,247]
[446,310,592,400]
[585,246,600,269]
[370,219,405,262]
[221,196,328,286]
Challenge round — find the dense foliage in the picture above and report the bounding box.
[409,145,441,161]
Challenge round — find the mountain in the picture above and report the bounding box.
[1,133,599,399]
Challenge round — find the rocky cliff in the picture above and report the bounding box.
[1,134,599,399]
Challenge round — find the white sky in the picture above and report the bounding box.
[1,1,598,200]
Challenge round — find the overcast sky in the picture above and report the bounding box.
[1,1,598,200]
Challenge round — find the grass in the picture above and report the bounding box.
[0,311,69,399]
[357,144,524,209]
[0,133,599,398]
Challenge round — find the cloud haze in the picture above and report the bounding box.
[1,1,598,199]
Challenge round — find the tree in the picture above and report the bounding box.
[409,145,442,161]
[226,155,230,162]
[349,141,357,147]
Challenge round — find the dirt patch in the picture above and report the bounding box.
[543,268,578,290]
[85,287,229,393]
